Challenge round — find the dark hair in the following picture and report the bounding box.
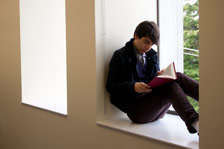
[134,21,160,45]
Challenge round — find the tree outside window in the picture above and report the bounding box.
[183,0,199,112]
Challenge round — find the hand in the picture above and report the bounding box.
[157,69,164,75]
[134,82,152,93]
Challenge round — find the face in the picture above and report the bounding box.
[133,35,153,54]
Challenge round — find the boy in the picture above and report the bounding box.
[106,21,199,134]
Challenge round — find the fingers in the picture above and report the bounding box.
[157,69,165,75]
[134,82,152,93]
[157,71,161,75]
[142,87,152,93]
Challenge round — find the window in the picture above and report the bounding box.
[20,0,67,115]
[183,0,199,113]
[166,0,199,113]
[95,0,198,148]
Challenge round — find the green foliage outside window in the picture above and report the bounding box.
[183,0,199,112]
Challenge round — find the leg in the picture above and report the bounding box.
[176,72,199,101]
[127,87,171,123]
[168,82,199,133]
[127,79,199,133]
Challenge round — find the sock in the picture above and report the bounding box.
[191,120,199,133]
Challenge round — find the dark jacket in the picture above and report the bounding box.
[106,38,160,113]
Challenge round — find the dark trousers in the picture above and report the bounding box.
[127,72,199,133]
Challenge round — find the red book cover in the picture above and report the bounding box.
[148,62,177,88]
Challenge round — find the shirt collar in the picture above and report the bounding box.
[134,47,146,57]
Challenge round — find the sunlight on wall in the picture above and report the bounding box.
[20,0,67,115]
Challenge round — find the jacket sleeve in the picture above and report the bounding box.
[106,51,135,95]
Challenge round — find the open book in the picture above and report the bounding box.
[148,62,177,88]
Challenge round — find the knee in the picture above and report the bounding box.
[176,72,184,78]
[170,82,180,89]
[168,82,182,93]
[159,82,180,95]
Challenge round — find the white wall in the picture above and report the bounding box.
[96,0,157,120]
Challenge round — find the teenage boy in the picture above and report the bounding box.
[106,21,199,134]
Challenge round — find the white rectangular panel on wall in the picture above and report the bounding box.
[20,0,67,115]
[103,0,157,118]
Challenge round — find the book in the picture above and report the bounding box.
[148,62,177,88]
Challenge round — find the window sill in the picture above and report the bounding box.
[97,113,199,149]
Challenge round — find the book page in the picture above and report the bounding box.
[157,62,177,79]
[157,74,175,79]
